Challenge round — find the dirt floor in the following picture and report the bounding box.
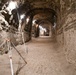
[0,36,76,75]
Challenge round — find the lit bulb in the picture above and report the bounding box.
[7,1,17,11]
[20,14,25,19]
[32,20,36,24]
[26,18,29,23]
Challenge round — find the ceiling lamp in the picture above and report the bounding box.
[20,14,25,20]
[32,20,36,24]
[6,1,17,14]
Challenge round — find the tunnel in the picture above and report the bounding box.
[0,0,76,75]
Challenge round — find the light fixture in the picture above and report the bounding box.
[18,14,25,31]
[43,28,47,32]
[39,25,47,32]
[53,22,56,28]
[39,25,43,29]
[26,18,29,23]
[32,20,36,24]
[20,14,25,20]
[7,1,17,10]
[6,1,17,14]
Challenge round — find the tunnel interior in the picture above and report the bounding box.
[29,8,56,38]
[0,0,76,75]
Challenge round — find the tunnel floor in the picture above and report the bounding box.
[0,36,76,75]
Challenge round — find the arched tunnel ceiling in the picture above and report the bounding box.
[1,0,58,26]
[26,0,60,10]
[25,0,58,26]
[30,8,56,24]
[26,8,56,25]
[33,12,54,25]
[1,0,58,15]
[33,13,52,22]
[39,22,51,30]
[1,0,60,10]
